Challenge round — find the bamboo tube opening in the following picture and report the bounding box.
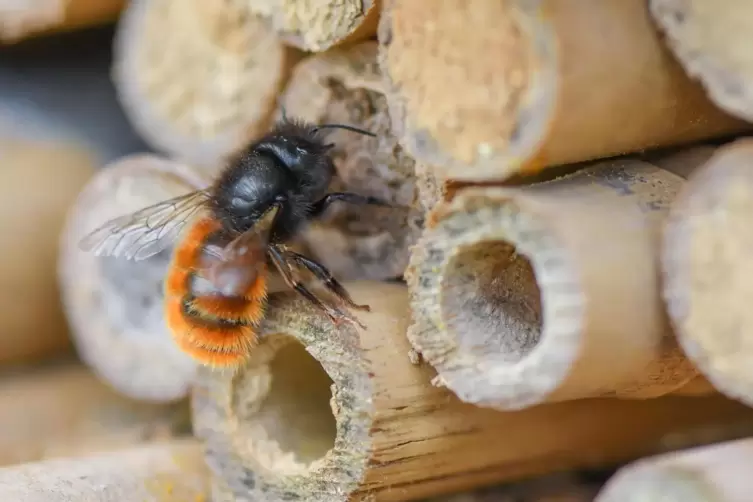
[58,154,210,402]
[442,241,544,365]
[662,138,753,407]
[231,335,337,473]
[650,0,753,123]
[113,0,297,166]
[414,199,577,409]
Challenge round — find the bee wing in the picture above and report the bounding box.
[79,189,211,261]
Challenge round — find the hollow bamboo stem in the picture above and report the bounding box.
[246,0,380,52]
[0,363,189,467]
[0,137,96,365]
[58,154,214,402]
[112,0,301,167]
[0,440,210,502]
[650,0,753,123]
[662,138,753,408]
[279,41,421,281]
[0,0,125,43]
[406,149,717,411]
[596,438,753,502]
[378,0,748,182]
[192,281,753,502]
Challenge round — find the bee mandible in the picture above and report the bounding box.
[79,115,389,367]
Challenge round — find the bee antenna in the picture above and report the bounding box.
[312,123,376,137]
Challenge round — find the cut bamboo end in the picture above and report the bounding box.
[0,136,97,365]
[247,0,379,52]
[0,440,210,502]
[662,138,753,407]
[596,438,753,502]
[0,364,189,467]
[378,0,748,183]
[0,0,125,43]
[650,0,753,123]
[112,0,300,167]
[58,154,214,402]
[280,41,421,280]
[406,155,714,411]
[193,281,753,502]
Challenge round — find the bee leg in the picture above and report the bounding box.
[268,246,366,330]
[283,251,371,312]
[310,192,392,218]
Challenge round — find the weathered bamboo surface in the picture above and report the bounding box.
[406,148,719,411]
[246,0,380,52]
[193,281,753,502]
[378,0,748,182]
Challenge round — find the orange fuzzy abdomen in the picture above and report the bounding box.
[163,216,268,367]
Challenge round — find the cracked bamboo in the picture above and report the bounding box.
[650,0,753,123]
[0,0,125,43]
[245,0,380,52]
[378,0,748,182]
[0,440,210,502]
[58,154,214,402]
[406,148,719,411]
[596,438,753,502]
[192,281,753,502]
[0,364,189,467]
[662,138,753,408]
[112,0,300,167]
[279,41,421,281]
[1,136,96,365]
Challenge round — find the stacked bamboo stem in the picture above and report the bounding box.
[9,0,752,500]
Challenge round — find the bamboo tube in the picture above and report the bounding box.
[112,0,301,168]
[279,41,421,280]
[406,150,719,411]
[596,438,753,502]
[0,137,96,365]
[0,0,125,43]
[650,0,753,123]
[0,363,190,466]
[377,0,748,183]
[192,281,753,502]
[0,440,210,502]
[58,154,214,402]
[662,138,753,408]
[247,0,380,52]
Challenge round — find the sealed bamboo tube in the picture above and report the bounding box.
[112,0,300,167]
[0,440,210,502]
[279,41,421,280]
[0,0,125,43]
[378,0,748,183]
[650,0,753,123]
[0,137,96,365]
[58,154,213,402]
[662,138,753,408]
[406,150,718,411]
[247,0,379,52]
[192,281,753,502]
[0,363,189,466]
[596,438,753,502]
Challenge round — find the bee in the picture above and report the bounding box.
[79,115,390,367]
